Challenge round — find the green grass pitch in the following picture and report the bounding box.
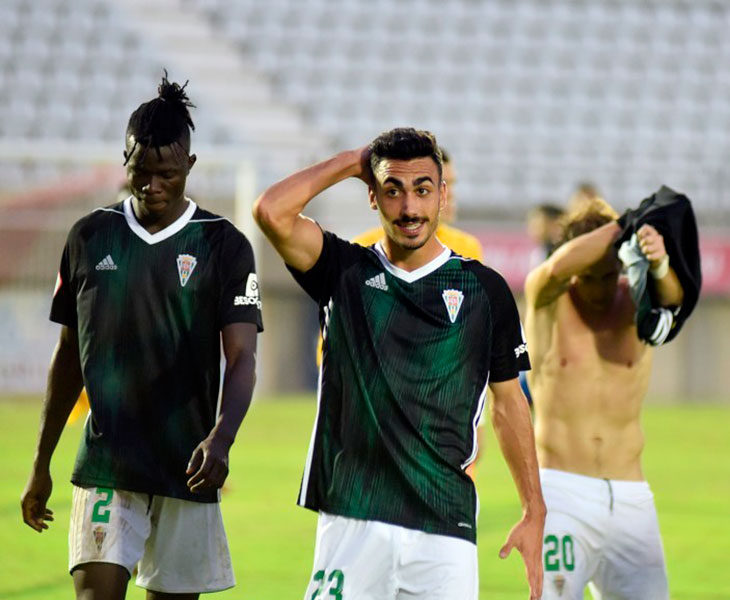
[1,395,728,599]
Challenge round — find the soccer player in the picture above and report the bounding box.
[21,74,263,600]
[524,198,684,599]
[314,150,487,479]
[254,128,545,600]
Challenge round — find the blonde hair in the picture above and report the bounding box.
[558,196,619,247]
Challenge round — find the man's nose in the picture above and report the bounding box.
[143,175,162,193]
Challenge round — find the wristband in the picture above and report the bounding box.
[650,254,669,279]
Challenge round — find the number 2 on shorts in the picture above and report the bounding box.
[91,487,114,523]
[310,569,345,599]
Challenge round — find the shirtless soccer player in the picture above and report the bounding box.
[524,198,684,600]
[254,128,545,600]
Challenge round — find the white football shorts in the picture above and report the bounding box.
[69,485,235,594]
[303,512,478,600]
[540,468,668,600]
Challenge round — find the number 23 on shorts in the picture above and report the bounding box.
[310,569,345,599]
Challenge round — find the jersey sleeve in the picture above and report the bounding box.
[287,229,364,306]
[218,227,264,331]
[49,234,78,328]
[483,268,530,382]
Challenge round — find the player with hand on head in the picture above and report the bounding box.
[314,148,487,480]
[21,73,263,600]
[254,127,545,600]
[524,197,684,599]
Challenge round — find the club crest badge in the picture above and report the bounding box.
[442,289,464,323]
[93,525,106,552]
[552,574,566,596]
[176,254,197,287]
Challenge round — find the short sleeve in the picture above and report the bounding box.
[287,230,365,307]
[484,269,531,382]
[218,228,264,331]
[49,237,78,328]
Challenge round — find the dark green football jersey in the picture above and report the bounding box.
[51,197,263,503]
[289,232,530,543]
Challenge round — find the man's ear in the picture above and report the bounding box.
[123,149,129,163]
[188,153,197,172]
[439,180,447,213]
[368,187,378,211]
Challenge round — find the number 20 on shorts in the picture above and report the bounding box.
[310,569,344,599]
[544,534,575,572]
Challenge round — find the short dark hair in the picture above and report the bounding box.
[369,128,443,180]
[124,71,195,165]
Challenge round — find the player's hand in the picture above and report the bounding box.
[186,434,231,493]
[637,224,667,268]
[353,145,374,188]
[21,468,54,532]
[499,510,545,600]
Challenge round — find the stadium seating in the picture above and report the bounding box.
[1,0,729,219]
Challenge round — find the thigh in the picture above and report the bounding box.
[73,562,129,600]
[541,508,600,600]
[69,485,150,577]
[396,531,478,600]
[304,513,397,600]
[590,497,668,600]
[136,497,235,595]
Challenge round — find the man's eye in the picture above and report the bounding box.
[417,187,430,196]
[386,189,399,197]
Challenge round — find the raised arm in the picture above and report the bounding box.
[186,322,258,493]
[21,325,84,532]
[524,221,621,309]
[489,377,546,600]
[253,147,371,272]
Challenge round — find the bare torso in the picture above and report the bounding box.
[526,280,653,480]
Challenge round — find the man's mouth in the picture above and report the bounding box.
[395,219,426,236]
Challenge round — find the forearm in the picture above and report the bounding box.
[33,339,83,470]
[209,351,256,447]
[651,264,684,307]
[253,149,362,239]
[490,389,545,515]
[548,221,621,281]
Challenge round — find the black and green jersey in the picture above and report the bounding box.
[289,231,530,543]
[51,196,263,503]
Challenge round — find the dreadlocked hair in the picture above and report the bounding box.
[124,70,195,165]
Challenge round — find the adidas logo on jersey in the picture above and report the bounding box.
[365,273,388,291]
[95,255,117,271]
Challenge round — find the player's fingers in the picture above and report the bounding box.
[499,539,514,559]
[186,447,204,475]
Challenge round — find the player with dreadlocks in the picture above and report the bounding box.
[21,73,263,599]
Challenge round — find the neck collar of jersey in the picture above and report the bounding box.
[123,195,197,245]
[373,241,452,283]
